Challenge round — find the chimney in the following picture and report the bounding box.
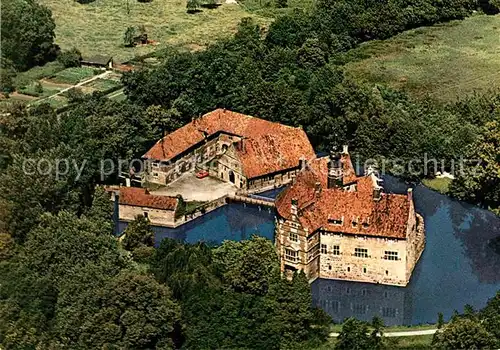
[327,151,343,189]
[144,188,150,195]
[291,198,298,217]
[315,182,322,198]
[407,187,413,200]
[373,187,382,201]
[299,156,307,170]
[342,145,349,155]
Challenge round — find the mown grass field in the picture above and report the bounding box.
[40,0,271,63]
[344,14,500,102]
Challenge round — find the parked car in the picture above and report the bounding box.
[196,170,209,179]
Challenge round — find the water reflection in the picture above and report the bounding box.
[118,177,500,325]
[312,279,412,326]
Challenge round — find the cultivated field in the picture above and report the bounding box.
[40,0,271,63]
[344,14,500,102]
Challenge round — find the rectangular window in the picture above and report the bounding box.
[152,161,159,168]
[332,245,340,255]
[152,172,159,178]
[384,251,399,261]
[321,244,327,254]
[382,307,397,318]
[285,248,298,262]
[289,231,298,242]
[354,248,368,258]
[353,303,367,315]
[143,212,149,218]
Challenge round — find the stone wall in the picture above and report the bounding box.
[318,232,409,286]
[275,202,320,282]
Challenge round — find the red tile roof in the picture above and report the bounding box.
[106,186,178,211]
[143,109,316,179]
[275,156,412,239]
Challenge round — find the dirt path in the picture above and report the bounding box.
[34,71,112,104]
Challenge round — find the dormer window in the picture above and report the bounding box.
[352,216,359,228]
[328,217,343,225]
[362,218,370,229]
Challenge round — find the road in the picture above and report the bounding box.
[329,329,438,338]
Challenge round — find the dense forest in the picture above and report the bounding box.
[1,0,500,348]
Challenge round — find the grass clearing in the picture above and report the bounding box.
[329,323,438,334]
[18,83,62,98]
[343,14,500,102]
[422,178,452,194]
[86,78,121,91]
[40,0,271,63]
[312,334,433,349]
[385,334,434,349]
[239,0,315,17]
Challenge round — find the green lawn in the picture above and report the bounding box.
[40,0,271,63]
[86,78,122,92]
[343,14,500,102]
[311,334,433,350]
[239,0,315,17]
[330,323,438,334]
[31,95,69,109]
[422,178,452,194]
[18,83,62,98]
[385,334,434,349]
[51,67,98,84]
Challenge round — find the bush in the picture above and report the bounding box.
[57,48,82,68]
[0,68,16,93]
[65,87,85,102]
[276,0,287,8]
[122,215,154,251]
[132,245,155,263]
[124,27,137,47]
[35,82,44,94]
[479,0,500,13]
[187,0,201,13]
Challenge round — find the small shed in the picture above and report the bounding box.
[81,55,113,69]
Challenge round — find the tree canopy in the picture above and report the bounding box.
[1,0,59,71]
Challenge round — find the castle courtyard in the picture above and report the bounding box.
[151,172,238,202]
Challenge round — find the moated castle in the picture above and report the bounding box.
[113,109,425,287]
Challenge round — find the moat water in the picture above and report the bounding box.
[118,178,500,326]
